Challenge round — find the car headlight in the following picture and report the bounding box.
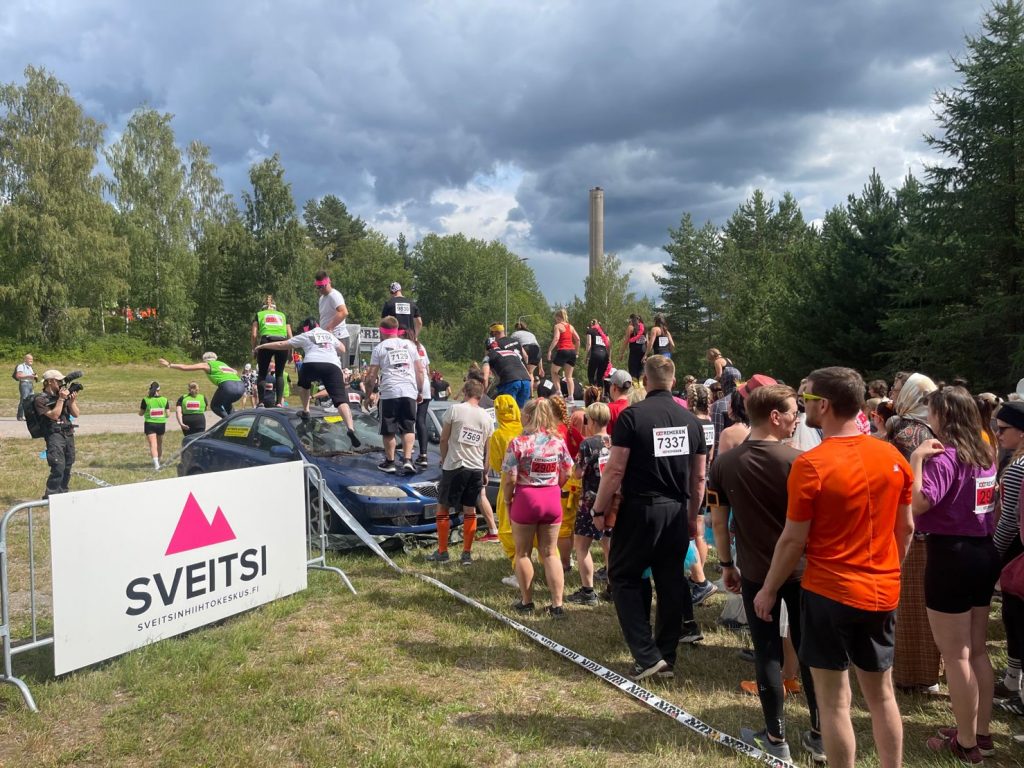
[347,485,408,498]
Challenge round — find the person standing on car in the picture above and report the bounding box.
[35,369,80,498]
[511,320,544,394]
[14,353,36,421]
[426,378,494,565]
[482,324,532,409]
[316,270,350,363]
[139,381,169,470]
[160,353,244,417]
[251,294,292,407]
[175,381,208,437]
[381,282,422,336]
[363,316,425,474]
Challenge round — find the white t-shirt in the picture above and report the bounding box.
[288,329,343,367]
[318,289,348,340]
[370,338,421,400]
[415,344,431,400]
[16,363,34,380]
[442,402,494,471]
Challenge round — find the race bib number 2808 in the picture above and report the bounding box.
[653,426,689,457]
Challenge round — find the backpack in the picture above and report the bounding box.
[22,394,47,439]
[11,366,18,381]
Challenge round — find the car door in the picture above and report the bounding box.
[252,415,300,464]
[207,413,260,471]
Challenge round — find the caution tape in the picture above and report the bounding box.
[71,470,114,488]
[319,485,795,768]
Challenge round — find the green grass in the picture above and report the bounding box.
[0,434,1020,766]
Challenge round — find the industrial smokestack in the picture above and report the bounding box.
[589,187,604,277]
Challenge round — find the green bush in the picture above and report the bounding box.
[0,335,190,366]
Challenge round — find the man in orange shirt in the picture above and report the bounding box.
[754,367,914,768]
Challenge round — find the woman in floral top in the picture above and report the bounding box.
[502,397,574,617]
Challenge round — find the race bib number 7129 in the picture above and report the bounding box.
[653,426,690,457]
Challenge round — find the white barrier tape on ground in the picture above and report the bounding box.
[71,470,113,488]
[318,486,795,768]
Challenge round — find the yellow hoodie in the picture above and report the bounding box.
[489,395,522,561]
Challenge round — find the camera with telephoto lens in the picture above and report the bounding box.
[62,370,85,394]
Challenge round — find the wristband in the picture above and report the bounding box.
[719,560,735,569]
[592,510,605,518]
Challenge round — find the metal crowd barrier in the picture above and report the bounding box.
[303,462,355,594]
[0,461,355,712]
[0,499,52,712]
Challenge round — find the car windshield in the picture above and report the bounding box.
[289,412,383,456]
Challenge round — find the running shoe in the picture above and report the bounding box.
[801,730,827,764]
[739,728,792,761]
[401,459,416,475]
[628,659,668,682]
[511,601,535,614]
[501,575,519,588]
[680,620,704,644]
[594,566,608,582]
[566,588,599,606]
[655,662,675,680]
[995,678,1021,700]
[738,648,756,663]
[477,532,500,543]
[546,605,567,619]
[459,551,472,566]
[414,454,428,468]
[347,429,361,448]
[925,732,983,764]
[937,727,994,758]
[424,550,449,563]
[377,459,397,473]
[690,579,718,606]
[998,696,1024,716]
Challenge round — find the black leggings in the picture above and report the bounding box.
[210,379,245,418]
[257,346,290,405]
[587,351,608,386]
[415,398,430,457]
[741,578,820,742]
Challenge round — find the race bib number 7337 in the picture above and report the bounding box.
[653,426,690,457]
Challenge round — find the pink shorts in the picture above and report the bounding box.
[510,484,563,526]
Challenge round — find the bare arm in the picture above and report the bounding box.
[909,440,944,516]
[592,446,629,515]
[251,321,258,350]
[710,501,739,593]
[159,358,210,373]
[895,503,914,563]
[324,302,348,333]
[363,365,380,399]
[571,326,580,348]
[176,404,186,430]
[547,324,559,358]
[481,362,491,390]
[687,450,706,536]
[255,339,294,352]
[753,519,811,620]
[439,421,452,464]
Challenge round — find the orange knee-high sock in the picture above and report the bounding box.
[462,510,477,552]
[436,507,450,553]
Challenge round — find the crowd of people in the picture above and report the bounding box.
[14,273,1024,767]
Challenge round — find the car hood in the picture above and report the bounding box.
[308,452,443,486]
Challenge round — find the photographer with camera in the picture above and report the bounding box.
[35,369,80,498]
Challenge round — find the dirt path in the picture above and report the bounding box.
[0,413,221,438]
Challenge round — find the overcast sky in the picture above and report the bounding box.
[1,1,986,302]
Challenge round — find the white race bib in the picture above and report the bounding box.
[387,348,411,366]
[348,392,361,404]
[394,301,411,315]
[530,458,558,484]
[149,408,165,418]
[975,475,996,516]
[184,400,202,411]
[594,335,606,347]
[702,423,715,446]
[264,313,284,326]
[653,426,689,457]
[597,449,610,475]
[313,330,336,348]
[459,426,484,447]
[657,335,668,348]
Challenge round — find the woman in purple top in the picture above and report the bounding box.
[910,386,998,763]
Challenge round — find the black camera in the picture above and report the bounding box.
[62,370,85,394]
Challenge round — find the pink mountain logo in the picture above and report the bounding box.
[165,493,237,556]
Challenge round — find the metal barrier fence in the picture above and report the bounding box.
[0,499,52,712]
[0,460,354,712]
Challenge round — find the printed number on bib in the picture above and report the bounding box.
[975,476,996,515]
[702,423,715,446]
[312,330,335,348]
[387,348,411,366]
[459,426,484,446]
[653,426,689,457]
[530,459,558,484]
[394,302,411,315]
[597,449,610,475]
[594,335,605,347]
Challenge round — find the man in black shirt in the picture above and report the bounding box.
[481,324,531,409]
[35,369,81,498]
[592,355,707,681]
[380,282,422,335]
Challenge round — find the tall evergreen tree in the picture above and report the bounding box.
[302,194,367,262]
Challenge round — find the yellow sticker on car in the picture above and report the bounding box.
[324,415,342,423]
[224,425,251,438]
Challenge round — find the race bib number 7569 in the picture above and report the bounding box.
[653,426,690,457]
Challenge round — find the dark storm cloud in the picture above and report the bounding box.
[0,0,985,297]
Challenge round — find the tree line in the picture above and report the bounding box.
[655,1,1024,393]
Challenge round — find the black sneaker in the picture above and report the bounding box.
[629,659,668,682]
[594,566,608,582]
[347,429,361,448]
[402,459,416,475]
[415,454,429,468]
[566,588,599,606]
[459,551,472,566]
[546,605,567,619]
[378,459,397,473]
[680,620,704,644]
[655,662,675,680]
[425,550,449,563]
[511,601,535,614]
[995,678,1021,700]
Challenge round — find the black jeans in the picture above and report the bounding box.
[256,346,290,405]
[609,497,691,668]
[741,577,820,742]
[43,429,75,498]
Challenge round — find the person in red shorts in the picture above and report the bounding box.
[754,367,914,768]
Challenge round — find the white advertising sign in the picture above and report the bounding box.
[49,462,308,675]
[358,326,381,344]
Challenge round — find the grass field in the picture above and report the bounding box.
[0,433,1022,767]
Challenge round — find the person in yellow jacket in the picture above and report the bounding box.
[490,394,522,585]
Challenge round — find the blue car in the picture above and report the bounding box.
[177,407,456,537]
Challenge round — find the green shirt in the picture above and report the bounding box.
[179,394,207,414]
[206,360,241,386]
[256,309,288,339]
[143,396,169,424]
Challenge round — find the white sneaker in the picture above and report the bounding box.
[501,575,519,588]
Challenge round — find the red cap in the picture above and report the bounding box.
[738,374,777,400]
